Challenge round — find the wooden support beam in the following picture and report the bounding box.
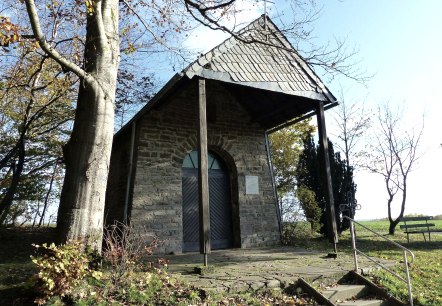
[264,131,282,236]
[198,78,211,263]
[316,101,338,246]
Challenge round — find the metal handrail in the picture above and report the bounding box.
[343,216,415,306]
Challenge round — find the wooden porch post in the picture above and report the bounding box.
[198,78,211,265]
[316,101,338,250]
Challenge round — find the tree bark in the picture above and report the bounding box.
[0,140,25,224]
[388,179,407,235]
[38,162,58,227]
[55,1,120,250]
[386,182,395,234]
[32,201,40,227]
[388,220,398,235]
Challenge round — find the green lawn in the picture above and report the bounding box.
[349,220,442,306]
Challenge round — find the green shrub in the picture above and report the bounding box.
[31,240,101,305]
[281,221,321,246]
[296,186,321,232]
[30,224,202,305]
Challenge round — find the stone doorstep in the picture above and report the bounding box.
[249,281,266,291]
[321,284,368,303]
[180,273,353,295]
[190,275,388,306]
[163,246,396,297]
[265,279,281,289]
[174,266,359,295]
[337,300,387,306]
[178,274,286,293]
[228,281,249,293]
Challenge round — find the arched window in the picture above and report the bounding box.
[182,150,223,170]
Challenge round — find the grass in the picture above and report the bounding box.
[0,227,56,305]
[1,220,441,305]
[286,219,442,305]
[350,220,442,306]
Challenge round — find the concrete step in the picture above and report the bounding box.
[321,284,368,303]
[298,273,399,306]
[337,299,387,306]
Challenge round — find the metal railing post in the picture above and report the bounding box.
[403,251,413,306]
[343,216,415,306]
[350,219,358,272]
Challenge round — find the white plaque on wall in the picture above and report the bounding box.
[245,175,259,195]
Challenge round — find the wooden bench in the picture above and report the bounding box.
[400,216,441,243]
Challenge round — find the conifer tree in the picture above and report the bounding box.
[296,136,356,236]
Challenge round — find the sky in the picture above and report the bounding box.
[308,1,442,220]
[152,0,442,221]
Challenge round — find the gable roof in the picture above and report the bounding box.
[116,15,336,137]
[184,14,335,102]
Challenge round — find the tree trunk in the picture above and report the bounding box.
[39,162,57,227]
[32,201,41,227]
[387,199,396,235]
[388,219,399,235]
[56,1,120,250]
[0,140,25,224]
[388,180,407,236]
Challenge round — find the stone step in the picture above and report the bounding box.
[321,284,368,303]
[337,299,387,306]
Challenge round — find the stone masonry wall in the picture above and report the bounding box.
[129,78,280,253]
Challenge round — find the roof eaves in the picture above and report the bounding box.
[114,72,186,138]
[196,68,327,101]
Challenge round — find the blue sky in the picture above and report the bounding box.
[152,0,442,220]
[307,1,442,220]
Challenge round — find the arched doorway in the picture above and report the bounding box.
[182,150,233,252]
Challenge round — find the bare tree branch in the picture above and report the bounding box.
[24,0,90,81]
[362,104,424,234]
[331,89,371,169]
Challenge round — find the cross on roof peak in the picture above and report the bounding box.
[262,0,275,31]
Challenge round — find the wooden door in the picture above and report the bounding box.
[182,151,233,252]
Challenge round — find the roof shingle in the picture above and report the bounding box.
[184,15,335,102]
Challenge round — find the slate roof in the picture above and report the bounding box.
[115,15,337,137]
[184,15,335,103]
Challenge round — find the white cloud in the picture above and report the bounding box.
[183,0,266,53]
